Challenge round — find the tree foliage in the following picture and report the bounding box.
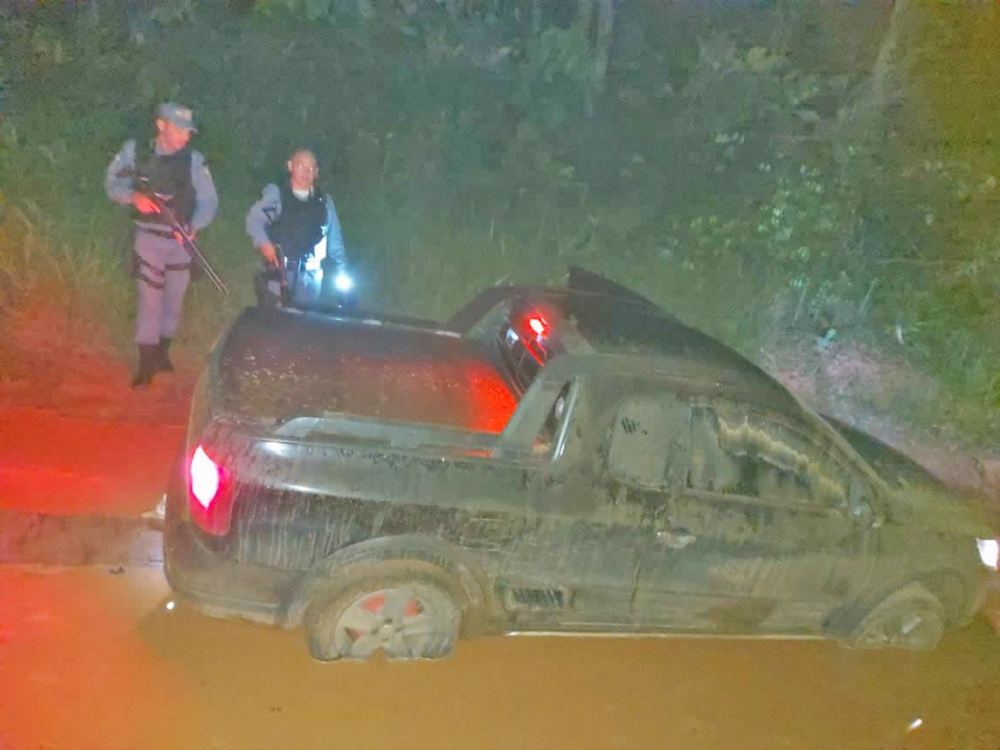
[2,0,998,441]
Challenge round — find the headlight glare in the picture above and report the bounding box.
[976,538,999,571]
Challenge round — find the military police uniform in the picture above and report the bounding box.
[245,180,346,307]
[105,103,218,386]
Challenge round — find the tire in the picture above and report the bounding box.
[848,583,947,651]
[304,565,462,662]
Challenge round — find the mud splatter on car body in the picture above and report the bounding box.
[163,269,997,651]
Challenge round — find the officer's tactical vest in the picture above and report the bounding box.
[131,142,196,227]
[267,183,326,260]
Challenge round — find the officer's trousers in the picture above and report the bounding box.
[133,230,191,346]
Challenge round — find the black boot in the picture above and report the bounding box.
[130,345,159,389]
[157,337,175,373]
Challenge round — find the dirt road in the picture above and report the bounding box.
[1,562,998,750]
[0,407,183,518]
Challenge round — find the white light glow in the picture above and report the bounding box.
[334,271,354,292]
[166,601,175,611]
[261,440,292,458]
[190,446,221,509]
[977,539,999,570]
[907,718,923,732]
[312,234,327,263]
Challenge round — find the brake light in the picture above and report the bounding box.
[190,446,221,509]
[527,316,547,337]
[187,444,233,536]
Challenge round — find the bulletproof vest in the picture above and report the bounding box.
[130,142,195,227]
[267,183,326,260]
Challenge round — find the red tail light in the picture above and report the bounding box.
[527,316,547,337]
[187,444,233,536]
[190,446,222,509]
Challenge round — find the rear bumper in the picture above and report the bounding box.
[163,490,297,628]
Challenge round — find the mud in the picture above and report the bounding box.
[218,309,517,431]
[0,509,163,567]
[0,406,184,517]
[0,566,998,750]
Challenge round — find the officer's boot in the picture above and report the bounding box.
[157,337,175,373]
[130,345,159,389]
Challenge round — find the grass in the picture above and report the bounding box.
[1,2,999,449]
[0,201,125,385]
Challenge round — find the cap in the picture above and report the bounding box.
[157,102,197,132]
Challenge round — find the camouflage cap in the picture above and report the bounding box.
[157,102,197,132]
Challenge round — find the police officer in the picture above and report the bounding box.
[245,148,347,308]
[106,102,219,388]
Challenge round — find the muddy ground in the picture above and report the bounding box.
[1,562,998,750]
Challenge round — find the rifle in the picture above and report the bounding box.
[125,171,230,297]
[273,244,290,306]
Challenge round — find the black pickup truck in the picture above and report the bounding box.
[164,268,998,660]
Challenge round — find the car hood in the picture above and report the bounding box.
[824,415,996,538]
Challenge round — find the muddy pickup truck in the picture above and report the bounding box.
[164,268,998,661]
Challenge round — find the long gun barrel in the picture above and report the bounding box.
[126,172,230,297]
[274,245,290,306]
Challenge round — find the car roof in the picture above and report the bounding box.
[449,269,799,413]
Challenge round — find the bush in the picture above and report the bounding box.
[1,2,998,444]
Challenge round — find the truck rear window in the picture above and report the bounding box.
[493,309,559,395]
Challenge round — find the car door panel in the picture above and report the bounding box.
[608,396,875,634]
[634,489,769,630]
[500,505,646,629]
[494,379,646,629]
[744,499,874,630]
[600,394,764,629]
[681,404,874,632]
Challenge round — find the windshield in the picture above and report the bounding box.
[823,416,948,491]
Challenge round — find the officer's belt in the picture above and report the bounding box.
[135,224,178,240]
[134,254,191,282]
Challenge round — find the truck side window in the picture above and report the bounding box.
[689,404,849,508]
[607,395,689,488]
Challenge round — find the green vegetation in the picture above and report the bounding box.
[1,0,998,446]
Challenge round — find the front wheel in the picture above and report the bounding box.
[849,583,947,651]
[305,571,461,662]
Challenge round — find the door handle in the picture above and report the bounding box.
[656,528,697,550]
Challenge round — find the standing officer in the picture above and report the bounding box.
[245,148,347,308]
[105,102,219,388]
